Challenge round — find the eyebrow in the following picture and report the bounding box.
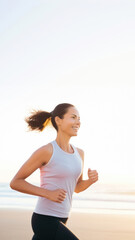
[71,114,80,119]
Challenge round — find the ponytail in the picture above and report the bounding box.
[25,110,52,132]
[25,103,74,132]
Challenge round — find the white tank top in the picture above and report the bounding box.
[34,140,82,218]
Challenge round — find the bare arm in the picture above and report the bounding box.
[74,148,98,193]
[10,144,66,203]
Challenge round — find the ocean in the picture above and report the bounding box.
[1,182,135,214]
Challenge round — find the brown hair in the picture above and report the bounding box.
[25,103,74,132]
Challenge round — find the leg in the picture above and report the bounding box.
[32,234,40,240]
[31,212,78,240]
[31,213,59,240]
[55,221,79,240]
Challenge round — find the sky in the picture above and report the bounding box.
[0,0,135,185]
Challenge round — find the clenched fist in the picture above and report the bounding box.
[46,189,67,203]
[88,168,98,185]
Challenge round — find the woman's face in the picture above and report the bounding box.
[57,107,81,137]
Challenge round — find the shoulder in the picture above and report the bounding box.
[34,142,53,154]
[76,147,84,161]
[32,142,53,165]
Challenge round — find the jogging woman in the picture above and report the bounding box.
[10,103,98,240]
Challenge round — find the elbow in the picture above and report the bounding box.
[10,177,25,191]
[74,188,80,194]
[10,178,19,190]
[10,179,16,190]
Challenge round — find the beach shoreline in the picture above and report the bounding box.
[0,208,135,240]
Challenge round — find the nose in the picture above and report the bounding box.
[76,118,81,126]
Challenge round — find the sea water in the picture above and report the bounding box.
[0,182,135,213]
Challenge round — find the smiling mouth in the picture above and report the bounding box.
[72,127,79,130]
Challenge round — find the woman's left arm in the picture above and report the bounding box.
[74,149,98,193]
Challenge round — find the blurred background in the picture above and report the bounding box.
[0,0,135,211]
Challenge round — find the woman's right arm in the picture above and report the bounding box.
[10,144,66,203]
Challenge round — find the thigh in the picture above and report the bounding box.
[32,234,40,240]
[55,221,79,240]
[31,213,59,240]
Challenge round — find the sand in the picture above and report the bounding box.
[0,208,135,240]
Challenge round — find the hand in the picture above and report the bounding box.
[46,189,67,203]
[88,168,98,185]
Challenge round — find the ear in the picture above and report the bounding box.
[55,116,62,127]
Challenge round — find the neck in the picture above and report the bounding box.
[55,133,73,153]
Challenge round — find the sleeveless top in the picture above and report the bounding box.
[34,140,82,218]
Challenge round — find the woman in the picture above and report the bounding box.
[10,103,98,240]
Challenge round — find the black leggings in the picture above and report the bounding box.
[31,212,79,240]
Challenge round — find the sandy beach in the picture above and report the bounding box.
[0,208,135,240]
